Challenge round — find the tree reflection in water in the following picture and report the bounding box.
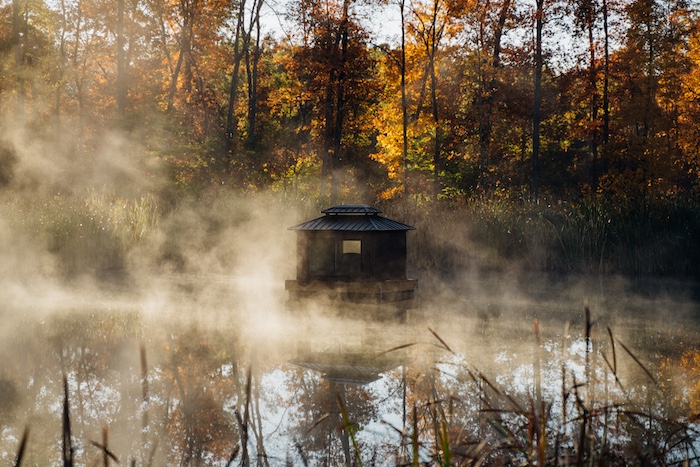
[1,306,700,465]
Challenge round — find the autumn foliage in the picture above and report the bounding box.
[1,0,700,205]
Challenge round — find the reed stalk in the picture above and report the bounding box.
[62,375,74,467]
[13,427,29,467]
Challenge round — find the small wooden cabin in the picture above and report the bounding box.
[285,204,416,317]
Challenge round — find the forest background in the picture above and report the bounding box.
[1,0,700,278]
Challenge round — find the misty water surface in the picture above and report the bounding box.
[2,271,699,465]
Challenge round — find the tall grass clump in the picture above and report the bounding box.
[386,311,700,466]
[2,191,159,277]
[548,196,700,275]
[404,195,700,277]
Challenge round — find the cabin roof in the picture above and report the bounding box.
[321,204,381,215]
[290,205,415,231]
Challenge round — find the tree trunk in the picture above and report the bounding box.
[400,0,409,204]
[587,9,599,190]
[532,0,544,201]
[320,0,350,203]
[477,14,487,188]
[73,0,85,130]
[225,0,247,160]
[430,55,440,200]
[644,13,655,138]
[117,0,127,116]
[331,0,350,204]
[56,0,69,128]
[429,0,440,200]
[246,0,264,148]
[321,45,335,201]
[225,0,262,162]
[477,0,511,191]
[602,0,610,145]
[412,60,431,124]
[167,7,194,113]
[126,0,137,105]
[321,75,335,201]
[12,0,24,120]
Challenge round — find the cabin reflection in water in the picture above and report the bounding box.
[291,348,403,385]
[286,204,417,384]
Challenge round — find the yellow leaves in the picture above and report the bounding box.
[372,128,403,178]
[379,185,404,200]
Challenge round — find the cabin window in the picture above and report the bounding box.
[342,240,362,255]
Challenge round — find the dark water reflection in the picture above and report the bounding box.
[1,274,700,465]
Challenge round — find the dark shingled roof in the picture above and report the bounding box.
[321,204,381,215]
[290,204,415,231]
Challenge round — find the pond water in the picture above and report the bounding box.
[1,273,699,465]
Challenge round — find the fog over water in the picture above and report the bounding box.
[2,196,698,464]
[1,122,699,464]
